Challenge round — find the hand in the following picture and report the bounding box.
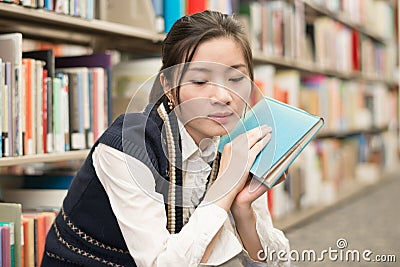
[232,169,289,212]
[231,176,268,212]
[204,125,272,211]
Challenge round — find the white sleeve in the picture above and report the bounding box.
[92,143,242,267]
[238,194,291,267]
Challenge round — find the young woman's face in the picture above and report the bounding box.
[171,37,251,145]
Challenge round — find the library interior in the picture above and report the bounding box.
[0,0,399,266]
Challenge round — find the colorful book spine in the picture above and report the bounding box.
[164,0,182,33]
[0,222,14,267]
[0,58,2,158]
[186,0,206,14]
[0,226,10,267]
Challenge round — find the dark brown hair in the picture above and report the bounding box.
[149,10,253,104]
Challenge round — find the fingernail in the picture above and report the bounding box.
[261,125,272,134]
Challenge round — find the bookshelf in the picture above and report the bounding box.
[0,3,164,53]
[0,1,399,265]
[253,51,398,86]
[302,0,389,43]
[0,150,89,167]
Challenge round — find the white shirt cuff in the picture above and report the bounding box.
[200,223,243,266]
[184,203,229,266]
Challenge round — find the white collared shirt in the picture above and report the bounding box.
[92,121,290,267]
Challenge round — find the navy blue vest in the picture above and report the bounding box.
[42,102,184,267]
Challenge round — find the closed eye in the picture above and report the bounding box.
[190,80,208,85]
[229,76,244,82]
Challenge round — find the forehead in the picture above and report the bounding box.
[190,37,247,69]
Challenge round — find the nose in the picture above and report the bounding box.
[210,83,233,105]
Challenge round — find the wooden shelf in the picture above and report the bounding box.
[0,3,164,53]
[253,51,398,86]
[0,150,90,167]
[302,0,388,43]
[316,126,390,139]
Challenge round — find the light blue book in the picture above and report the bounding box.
[218,97,324,188]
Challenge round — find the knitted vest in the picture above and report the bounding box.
[41,99,220,267]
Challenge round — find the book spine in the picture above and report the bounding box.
[0,58,2,158]
[0,227,2,267]
[52,77,63,152]
[0,226,11,267]
[87,70,93,147]
[14,38,23,157]
[35,61,44,154]
[186,0,206,15]
[0,222,14,267]
[81,70,91,148]
[42,70,48,153]
[163,0,181,33]
[5,62,12,157]
[46,77,53,153]
[22,58,33,155]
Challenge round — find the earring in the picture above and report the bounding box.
[167,100,174,110]
[242,103,248,118]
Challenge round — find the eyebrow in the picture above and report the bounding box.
[230,64,247,70]
[187,64,247,73]
[186,67,212,73]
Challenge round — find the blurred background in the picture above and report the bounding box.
[0,0,399,266]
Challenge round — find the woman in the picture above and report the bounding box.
[42,10,290,267]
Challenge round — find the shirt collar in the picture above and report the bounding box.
[177,119,220,163]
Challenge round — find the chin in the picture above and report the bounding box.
[208,122,234,137]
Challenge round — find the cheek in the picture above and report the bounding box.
[235,82,252,103]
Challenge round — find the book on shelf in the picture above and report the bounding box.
[0,57,3,158]
[218,97,324,189]
[55,52,112,128]
[0,33,23,157]
[0,0,95,20]
[1,225,11,267]
[0,222,14,267]
[0,203,22,267]
[21,218,34,267]
[55,67,93,149]
[22,49,55,154]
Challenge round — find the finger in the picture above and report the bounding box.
[248,176,269,195]
[249,133,271,157]
[243,125,272,149]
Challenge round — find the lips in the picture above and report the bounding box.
[208,112,234,123]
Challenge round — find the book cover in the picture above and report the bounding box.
[218,97,324,188]
[0,203,22,267]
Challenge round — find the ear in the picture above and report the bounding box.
[160,73,174,102]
